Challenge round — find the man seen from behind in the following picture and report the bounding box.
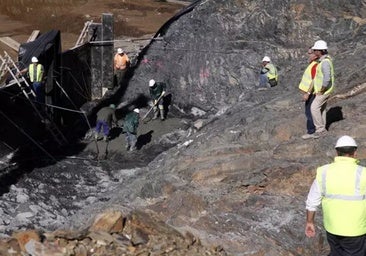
[123,108,140,152]
[305,135,366,255]
[95,104,117,141]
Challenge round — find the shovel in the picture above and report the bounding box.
[142,93,165,122]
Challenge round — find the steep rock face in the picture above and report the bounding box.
[123,0,366,115]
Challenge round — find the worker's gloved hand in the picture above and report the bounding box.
[161,91,166,96]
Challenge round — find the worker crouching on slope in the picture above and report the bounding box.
[123,108,140,152]
[305,135,366,255]
[95,104,117,141]
[149,79,166,120]
[259,56,278,89]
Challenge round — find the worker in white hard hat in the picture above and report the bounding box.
[305,135,366,255]
[149,79,166,120]
[258,56,278,89]
[24,56,45,103]
[123,108,140,151]
[113,48,130,88]
[310,39,334,136]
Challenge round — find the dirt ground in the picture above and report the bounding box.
[0,0,187,58]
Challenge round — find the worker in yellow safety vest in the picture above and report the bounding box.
[305,135,366,255]
[310,40,334,137]
[299,48,319,140]
[28,56,45,103]
[258,56,278,89]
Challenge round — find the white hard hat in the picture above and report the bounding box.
[31,57,38,63]
[117,48,124,54]
[133,108,140,113]
[312,40,328,50]
[149,79,156,87]
[335,135,357,148]
[262,56,271,62]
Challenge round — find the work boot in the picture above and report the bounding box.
[153,111,159,120]
[94,133,99,140]
[302,133,319,140]
[160,109,165,121]
[103,135,108,142]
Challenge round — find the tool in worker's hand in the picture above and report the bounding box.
[142,93,165,122]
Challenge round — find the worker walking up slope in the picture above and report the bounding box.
[305,135,366,255]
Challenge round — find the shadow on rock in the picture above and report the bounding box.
[326,106,344,130]
[137,130,154,150]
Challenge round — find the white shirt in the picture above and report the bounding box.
[305,180,322,211]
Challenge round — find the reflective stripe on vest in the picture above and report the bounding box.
[319,164,366,236]
[29,64,43,82]
[313,56,334,95]
[321,165,364,200]
[298,61,317,92]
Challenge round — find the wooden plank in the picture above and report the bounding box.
[0,37,20,52]
[27,30,40,42]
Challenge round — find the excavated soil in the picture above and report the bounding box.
[0,0,185,57]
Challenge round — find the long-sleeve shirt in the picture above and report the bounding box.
[96,107,117,126]
[319,55,331,88]
[305,180,322,211]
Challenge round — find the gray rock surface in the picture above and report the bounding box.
[1,0,366,255]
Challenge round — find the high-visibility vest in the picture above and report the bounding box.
[265,63,278,81]
[313,56,334,95]
[298,61,318,92]
[316,156,366,236]
[29,63,43,83]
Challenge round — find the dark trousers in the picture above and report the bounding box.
[32,82,44,103]
[95,120,110,137]
[115,69,126,88]
[305,94,316,134]
[327,231,366,256]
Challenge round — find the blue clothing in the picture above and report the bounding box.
[125,131,137,150]
[259,73,269,88]
[305,94,316,134]
[32,82,44,103]
[95,120,110,137]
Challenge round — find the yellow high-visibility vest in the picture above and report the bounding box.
[29,63,44,83]
[316,157,366,236]
[313,56,334,95]
[265,63,278,81]
[298,61,318,92]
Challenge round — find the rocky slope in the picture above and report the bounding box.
[1,0,366,255]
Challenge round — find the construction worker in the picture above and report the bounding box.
[123,108,140,151]
[114,48,130,87]
[310,40,334,136]
[305,135,366,255]
[149,79,166,120]
[28,56,44,102]
[95,104,117,141]
[258,56,278,89]
[299,48,319,140]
